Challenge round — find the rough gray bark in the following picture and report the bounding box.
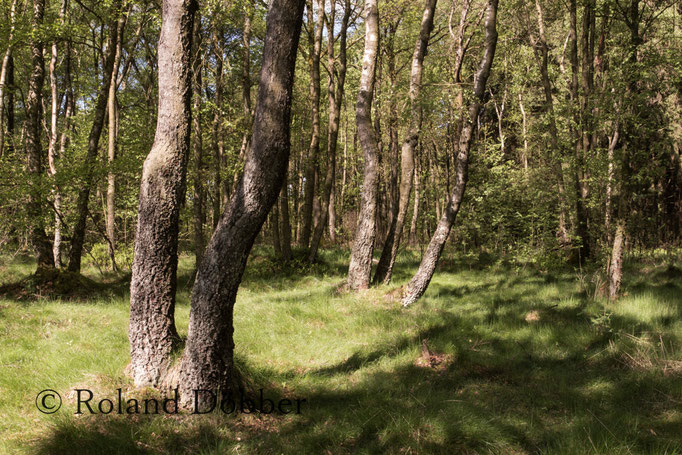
[174,0,305,406]
[373,0,437,285]
[129,0,197,388]
[67,0,122,272]
[309,0,350,262]
[402,0,498,307]
[347,0,380,290]
[26,0,54,270]
[301,0,325,248]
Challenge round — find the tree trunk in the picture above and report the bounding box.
[608,220,625,300]
[129,0,197,388]
[374,0,437,285]
[210,30,224,229]
[301,0,325,248]
[409,169,419,246]
[280,179,293,260]
[26,0,54,270]
[106,7,128,273]
[175,0,305,406]
[402,0,498,307]
[67,0,122,273]
[232,0,253,190]
[309,0,350,261]
[0,0,18,159]
[532,0,569,245]
[347,0,380,291]
[192,12,206,268]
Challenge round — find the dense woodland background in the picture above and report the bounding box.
[0,0,681,452]
[1,0,680,280]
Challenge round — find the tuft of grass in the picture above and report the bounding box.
[0,249,680,454]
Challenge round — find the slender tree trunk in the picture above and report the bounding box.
[309,0,350,261]
[272,203,282,257]
[210,31,224,229]
[518,92,528,171]
[402,0,498,306]
[532,0,569,244]
[347,0,380,290]
[608,220,625,300]
[48,0,68,268]
[232,0,253,189]
[26,0,54,270]
[409,169,419,246]
[129,0,197,388]
[0,0,18,159]
[280,179,293,260]
[374,0,437,285]
[192,12,206,267]
[174,0,305,406]
[106,7,127,273]
[67,1,122,272]
[300,0,325,248]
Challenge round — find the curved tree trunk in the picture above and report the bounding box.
[347,0,380,290]
[373,0,437,285]
[309,0,350,262]
[26,0,54,270]
[129,0,197,388]
[67,0,122,273]
[174,0,305,407]
[402,0,498,307]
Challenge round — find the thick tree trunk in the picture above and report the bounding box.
[402,0,498,307]
[129,0,197,388]
[309,0,350,261]
[67,0,122,272]
[347,0,380,290]
[174,0,305,407]
[192,13,206,267]
[301,0,325,248]
[374,0,437,285]
[26,0,54,270]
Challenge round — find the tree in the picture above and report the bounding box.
[347,0,380,291]
[402,0,498,307]
[174,0,305,405]
[129,0,198,388]
[373,0,438,284]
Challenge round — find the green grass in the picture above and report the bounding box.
[0,248,681,454]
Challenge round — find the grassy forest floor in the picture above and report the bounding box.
[0,247,681,454]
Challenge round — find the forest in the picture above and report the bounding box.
[0,0,681,452]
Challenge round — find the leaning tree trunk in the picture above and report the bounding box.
[402,0,498,307]
[67,0,122,273]
[373,0,437,285]
[347,0,380,290]
[174,0,305,407]
[129,0,197,388]
[25,0,54,270]
[308,0,350,262]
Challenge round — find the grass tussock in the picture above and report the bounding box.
[0,248,680,454]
